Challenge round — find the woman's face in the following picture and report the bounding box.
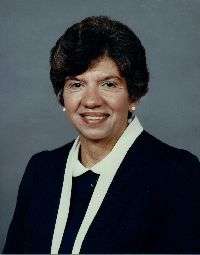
[63,56,135,143]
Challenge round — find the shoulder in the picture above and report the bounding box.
[135,130,200,165]
[131,131,200,208]
[22,140,75,183]
[29,140,74,165]
[132,130,200,187]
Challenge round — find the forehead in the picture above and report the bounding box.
[75,56,123,80]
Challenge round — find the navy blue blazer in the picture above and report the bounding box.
[3,131,200,253]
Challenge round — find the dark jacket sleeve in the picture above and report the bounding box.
[156,150,200,253]
[2,153,45,254]
[176,151,200,253]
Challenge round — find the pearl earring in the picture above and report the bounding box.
[62,107,66,112]
[131,106,136,111]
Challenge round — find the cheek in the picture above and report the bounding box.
[107,95,130,113]
[63,95,80,114]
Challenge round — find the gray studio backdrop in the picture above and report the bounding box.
[0,0,200,251]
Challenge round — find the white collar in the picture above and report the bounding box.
[71,116,143,177]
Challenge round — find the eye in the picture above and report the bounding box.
[64,81,83,90]
[70,82,82,88]
[102,81,117,88]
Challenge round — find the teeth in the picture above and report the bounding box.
[84,116,105,120]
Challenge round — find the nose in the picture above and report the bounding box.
[81,86,103,108]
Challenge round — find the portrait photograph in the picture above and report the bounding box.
[0,0,200,253]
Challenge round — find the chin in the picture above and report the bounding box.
[79,129,112,142]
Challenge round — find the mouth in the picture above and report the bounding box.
[79,113,110,124]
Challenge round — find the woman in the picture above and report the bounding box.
[3,16,200,254]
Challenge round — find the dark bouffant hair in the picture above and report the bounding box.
[50,16,149,106]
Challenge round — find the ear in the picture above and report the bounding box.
[57,89,64,106]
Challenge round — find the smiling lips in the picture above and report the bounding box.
[80,112,110,124]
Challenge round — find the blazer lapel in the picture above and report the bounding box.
[81,132,149,253]
[26,142,74,253]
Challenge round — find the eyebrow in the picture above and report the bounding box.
[96,75,123,82]
[65,77,80,82]
[65,75,123,82]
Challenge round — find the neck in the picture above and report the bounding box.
[79,125,128,168]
